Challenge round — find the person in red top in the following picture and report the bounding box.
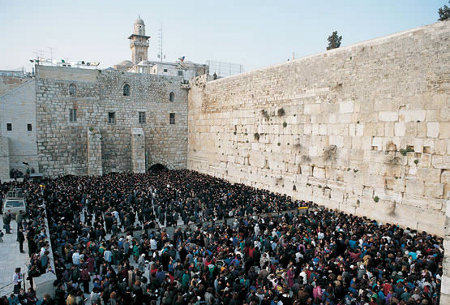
[382,280,392,296]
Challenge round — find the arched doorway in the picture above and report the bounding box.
[148,163,168,172]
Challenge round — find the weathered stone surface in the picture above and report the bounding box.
[131,128,146,173]
[0,79,37,174]
[187,22,450,237]
[87,128,102,176]
[0,136,9,181]
[34,65,188,175]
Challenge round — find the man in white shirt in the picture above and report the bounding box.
[72,250,81,266]
[104,248,112,263]
[150,238,158,250]
[13,267,23,294]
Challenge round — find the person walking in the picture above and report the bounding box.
[17,227,25,253]
[3,212,11,234]
[15,211,24,231]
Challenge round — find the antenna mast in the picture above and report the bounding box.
[158,26,165,62]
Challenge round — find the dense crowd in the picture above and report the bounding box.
[0,170,444,305]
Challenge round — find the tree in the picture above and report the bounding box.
[438,1,450,21]
[327,31,342,50]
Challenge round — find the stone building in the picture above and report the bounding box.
[0,17,196,179]
[0,71,36,180]
[114,18,208,81]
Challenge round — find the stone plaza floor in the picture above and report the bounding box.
[0,217,29,297]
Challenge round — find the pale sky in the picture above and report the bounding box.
[0,0,445,73]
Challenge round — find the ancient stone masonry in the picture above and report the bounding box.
[0,78,37,174]
[0,136,10,181]
[188,22,450,237]
[87,127,102,176]
[35,65,188,176]
[131,128,146,173]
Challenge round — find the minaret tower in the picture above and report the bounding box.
[128,16,150,64]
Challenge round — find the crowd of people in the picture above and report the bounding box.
[0,170,444,305]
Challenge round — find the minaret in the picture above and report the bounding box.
[129,17,150,64]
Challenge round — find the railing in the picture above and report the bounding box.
[31,204,57,299]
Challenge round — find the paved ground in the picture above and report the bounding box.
[0,216,29,297]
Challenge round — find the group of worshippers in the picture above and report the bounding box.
[0,170,444,305]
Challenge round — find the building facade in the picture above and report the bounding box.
[0,17,206,179]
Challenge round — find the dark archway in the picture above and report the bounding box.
[148,163,168,172]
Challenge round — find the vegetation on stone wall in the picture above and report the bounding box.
[261,109,270,120]
[277,108,285,117]
[399,146,414,156]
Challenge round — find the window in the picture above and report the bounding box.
[139,111,146,124]
[163,68,168,73]
[6,123,12,131]
[123,84,130,96]
[169,113,175,124]
[177,70,183,76]
[69,109,77,122]
[108,112,116,124]
[69,84,76,96]
[27,124,32,131]
[169,92,175,102]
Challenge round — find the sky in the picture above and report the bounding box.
[0,0,446,73]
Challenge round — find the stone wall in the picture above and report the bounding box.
[35,65,188,176]
[87,128,103,176]
[0,136,9,181]
[0,73,31,96]
[0,79,38,173]
[131,128,146,173]
[188,21,450,236]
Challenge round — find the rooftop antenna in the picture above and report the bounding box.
[47,47,56,61]
[33,49,45,61]
[157,26,165,62]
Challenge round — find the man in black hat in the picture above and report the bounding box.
[17,227,25,253]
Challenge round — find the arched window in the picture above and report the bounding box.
[69,84,76,96]
[169,92,175,102]
[123,84,130,96]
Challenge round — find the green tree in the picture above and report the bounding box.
[438,1,450,21]
[327,31,342,50]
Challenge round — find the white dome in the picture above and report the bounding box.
[118,60,133,66]
[135,17,145,25]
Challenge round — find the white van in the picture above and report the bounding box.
[2,188,27,216]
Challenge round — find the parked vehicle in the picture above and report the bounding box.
[2,188,27,216]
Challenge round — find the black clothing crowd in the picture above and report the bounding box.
[0,170,444,305]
